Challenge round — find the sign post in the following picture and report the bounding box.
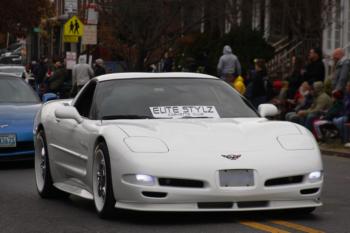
[63,15,84,43]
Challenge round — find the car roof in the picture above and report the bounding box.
[96,72,219,82]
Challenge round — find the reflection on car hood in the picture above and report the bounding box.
[0,104,41,122]
[106,118,302,151]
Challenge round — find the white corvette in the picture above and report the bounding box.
[34,73,323,218]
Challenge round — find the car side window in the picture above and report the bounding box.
[74,81,97,118]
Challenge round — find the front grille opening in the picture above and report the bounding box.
[158,178,204,188]
[265,175,303,187]
[300,188,319,195]
[142,191,167,198]
[198,202,233,209]
[237,201,269,208]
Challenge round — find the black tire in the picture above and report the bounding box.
[35,130,68,198]
[93,142,116,219]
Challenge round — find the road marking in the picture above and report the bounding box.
[240,221,290,233]
[271,220,325,233]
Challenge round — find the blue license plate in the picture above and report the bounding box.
[0,134,16,147]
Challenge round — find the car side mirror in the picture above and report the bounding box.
[42,93,58,102]
[55,106,83,124]
[258,104,278,118]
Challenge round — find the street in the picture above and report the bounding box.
[0,155,349,233]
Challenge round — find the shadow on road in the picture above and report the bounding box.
[0,160,34,170]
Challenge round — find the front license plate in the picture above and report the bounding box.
[219,169,254,187]
[0,134,16,147]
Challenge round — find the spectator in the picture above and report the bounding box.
[32,57,49,96]
[162,50,174,72]
[303,48,325,85]
[231,75,246,95]
[46,61,67,96]
[94,58,106,77]
[286,81,332,130]
[71,56,94,96]
[287,56,304,99]
[217,45,241,82]
[249,59,272,108]
[333,81,350,143]
[313,90,344,140]
[331,48,350,92]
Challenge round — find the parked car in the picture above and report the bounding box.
[0,65,34,86]
[34,72,323,218]
[0,73,41,160]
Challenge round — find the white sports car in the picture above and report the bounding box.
[34,72,323,218]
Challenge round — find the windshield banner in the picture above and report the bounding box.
[150,106,220,119]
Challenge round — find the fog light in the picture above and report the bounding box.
[308,171,322,182]
[123,174,156,186]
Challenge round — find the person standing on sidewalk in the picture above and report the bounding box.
[217,45,241,83]
[302,48,325,85]
[332,48,350,93]
[94,58,106,77]
[71,56,94,96]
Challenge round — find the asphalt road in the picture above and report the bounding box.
[0,155,349,233]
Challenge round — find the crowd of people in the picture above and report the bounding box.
[217,45,350,147]
[29,55,106,99]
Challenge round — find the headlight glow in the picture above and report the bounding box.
[308,171,323,182]
[123,174,156,186]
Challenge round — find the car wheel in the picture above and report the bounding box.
[35,130,64,198]
[93,142,116,218]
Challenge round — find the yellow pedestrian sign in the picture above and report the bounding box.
[64,16,84,37]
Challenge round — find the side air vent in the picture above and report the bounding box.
[158,178,204,188]
[265,175,303,187]
[142,191,167,198]
[198,202,233,209]
[300,188,319,195]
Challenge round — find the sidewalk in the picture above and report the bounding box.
[319,140,350,158]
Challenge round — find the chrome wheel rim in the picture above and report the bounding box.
[35,135,46,192]
[93,148,107,211]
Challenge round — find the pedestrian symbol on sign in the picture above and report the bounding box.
[64,16,84,37]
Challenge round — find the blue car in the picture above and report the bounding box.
[0,73,41,161]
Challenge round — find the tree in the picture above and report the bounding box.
[98,0,210,71]
[0,0,53,36]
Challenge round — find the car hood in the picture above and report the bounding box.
[106,118,303,152]
[0,103,41,129]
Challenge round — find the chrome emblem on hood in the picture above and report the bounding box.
[0,124,9,129]
[221,154,241,160]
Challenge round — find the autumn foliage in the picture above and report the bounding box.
[0,0,53,35]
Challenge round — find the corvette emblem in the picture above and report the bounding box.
[0,124,9,129]
[221,154,241,160]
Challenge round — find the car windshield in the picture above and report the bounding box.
[93,78,257,120]
[0,77,39,103]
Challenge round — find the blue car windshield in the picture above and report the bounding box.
[0,77,39,103]
[93,78,257,119]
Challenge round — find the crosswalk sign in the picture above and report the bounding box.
[64,16,84,37]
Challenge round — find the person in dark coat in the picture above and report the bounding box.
[249,59,271,108]
[47,61,67,95]
[303,48,325,85]
[94,58,106,77]
[287,56,304,99]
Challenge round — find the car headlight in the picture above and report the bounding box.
[277,135,315,150]
[124,137,169,153]
[308,171,323,182]
[122,174,156,186]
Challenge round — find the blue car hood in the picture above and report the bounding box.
[0,103,41,141]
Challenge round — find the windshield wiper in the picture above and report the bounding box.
[102,115,154,120]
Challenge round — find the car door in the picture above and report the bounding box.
[53,81,99,185]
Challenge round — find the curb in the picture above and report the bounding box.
[321,149,350,159]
